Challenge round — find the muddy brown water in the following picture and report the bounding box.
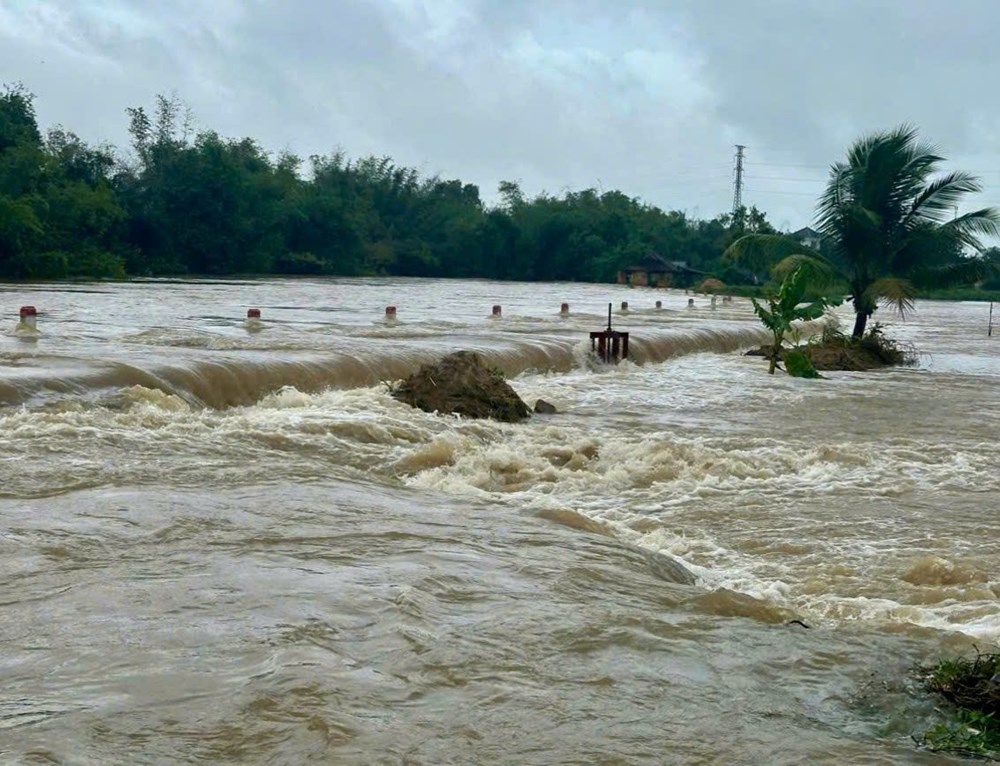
[1,278,997,764]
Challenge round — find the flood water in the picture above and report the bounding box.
[1,277,997,764]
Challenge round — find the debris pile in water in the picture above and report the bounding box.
[391,351,531,422]
[919,651,1000,759]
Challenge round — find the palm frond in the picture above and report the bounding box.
[851,127,941,214]
[795,298,837,322]
[817,163,852,221]
[906,172,984,225]
[769,253,837,285]
[722,234,825,275]
[941,208,1000,246]
[890,222,961,274]
[863,277,916,318]
[821,203,885,276]
[846,126,920,171]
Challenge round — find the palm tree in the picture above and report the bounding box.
[726,126,999,338]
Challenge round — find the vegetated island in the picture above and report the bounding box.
[724,125,997,376]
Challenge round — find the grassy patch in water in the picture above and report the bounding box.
[784,349,821,378]
[918,651,1000,760]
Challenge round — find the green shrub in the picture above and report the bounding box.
[66,250,127,279]
[18,250,69,279]
[918,651,1000,759]
[784,349,821,378]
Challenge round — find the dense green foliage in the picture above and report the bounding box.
[0,85,126,279]
[920,652,1000,760]
[750,265,839,374]
[727,126,1000,337]
[782,349,821,379]
[0,87,776,282]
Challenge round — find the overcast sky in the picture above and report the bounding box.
[3,0,1000,231]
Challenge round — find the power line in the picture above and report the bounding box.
[749,177,1000,188]
[746,161,830,170]
[745,188,821,197]
[749,176,826,183]
[748,160,1000,174]
[637,176,733,191]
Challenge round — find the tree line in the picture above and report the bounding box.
[3,86,997,293]
[1,86,780,282]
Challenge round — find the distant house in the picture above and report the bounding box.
[791,226,824,252]
[617,252,705,288]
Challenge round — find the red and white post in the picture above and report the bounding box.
[18,306,37,330]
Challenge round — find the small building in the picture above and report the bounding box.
[617,253,704,288]
[791,226,824,252]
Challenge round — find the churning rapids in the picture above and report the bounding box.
[1,277,998,765]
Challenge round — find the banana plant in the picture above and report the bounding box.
[752,265,840,374]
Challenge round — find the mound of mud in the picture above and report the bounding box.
[746,340,905,372]
[804,342,896,371]
[392,351,531,422]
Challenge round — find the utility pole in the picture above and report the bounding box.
[732,145,746,216]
